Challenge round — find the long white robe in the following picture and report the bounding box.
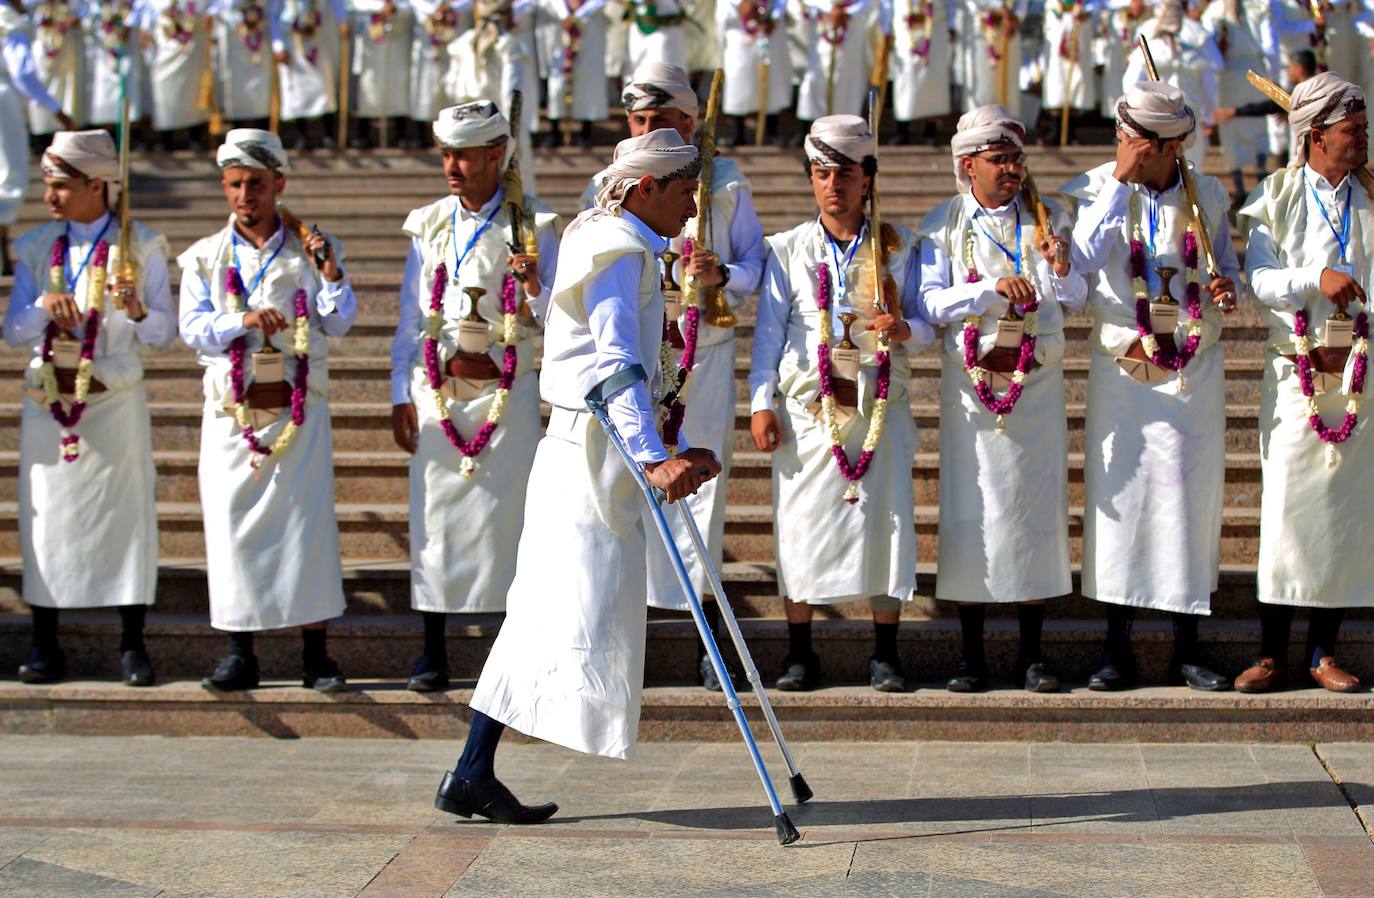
[392,191,558,614]
[1241,165,1374,609]
[1121,18,1221,171]
[213,0,282,121]
[408,0,463,122]
[537,0,608,121]
[1042,1,1095,113]
[1,9,61,226]
[139,0,211,131]
[717,0,790,118]
[4,215,175,610]
[1201,2,1268,171]
[1062,161,1239,615]
[624,0,687,70]
[1094,4,1145,119]
[350,0,412,117]
[84,1,143,124]
[967,0,1025,118]
[796,0,872,121]
[749,218,933,606]
[889,0,950,121]
[26,0,85,133]
[277,0,345,120]
[471,211,671,761]
[645,158,767,610]
[917,193,1087,603]
[177,217,357,631]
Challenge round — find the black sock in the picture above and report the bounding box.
[1172,612,1200,666]
[1017,604,1045,662]
[958,604,986,668]
[1258,603,1295,661]
[700,601,722,660]
[873,622,899,663]
[787,619,812,660]
[422,611,448,663]
[1105,605,1135,664]
[302,628,327,668]
[454,710,505,782]
[118,605,147,653]
[30,606,59,651]
[229,631,255,659]
[1307,608,1346,667]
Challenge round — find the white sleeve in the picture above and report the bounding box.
[916,236,1003,325]
[1246,218,1322,313]
[2,259,51,347]
[390,240,424,405]
[1070,176,1131,276]
[131,246,178,347]
[1,31,62,112]
[747,249,790,413]
[723,187,767,297]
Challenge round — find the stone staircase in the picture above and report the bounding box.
[3,142,1371,734]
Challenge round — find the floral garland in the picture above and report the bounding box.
[741,0,772,38]
[981,8,1004,63]
[560,2,583,78]
[904,3,934,62]
[959,229,1039,433]
[423,263,519,477]
[290,0,323,66]
[815,261,890,504]
[39,234,108,463]
[223,269,310,467]
[368,1,397,43]
[236,0,267,65]
[99,1,134,59]
[659,239,703,452]
[36,1,74,58]
[1293,309,1370,468]
[423,3,459,58]
[163,1,198,47]
[818,4,848,46]
[1128,193,1204,389]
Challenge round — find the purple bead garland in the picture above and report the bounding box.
[961,251,1037,417]
[814,261,888,485]
[1132,229,1204,372]
[224,266,310,458]
[1294,308,1370,445]
[40,236,108,460]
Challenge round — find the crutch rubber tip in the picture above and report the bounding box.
[775,813,801,846]
[789,773,813,804]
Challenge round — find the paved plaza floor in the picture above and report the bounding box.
[2,735,1374,897]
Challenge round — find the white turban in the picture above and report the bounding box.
[216,128,289,171]
[41,130,119,185]
[621,62,699,118]
[567,129,701,236]
[1289,71,1367,167]
[950,106,1025,192]
[432,98,510,151]
[804,115,876,168]
[1115,82,1197,148]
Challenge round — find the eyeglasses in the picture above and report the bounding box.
[978,151,1027,167]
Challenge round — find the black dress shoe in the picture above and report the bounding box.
[201,653,260,691]
[407,654,450,693]
[1088,660,1137,692]
[869,657,906,692]
[699,652,741,692]
[17,645,65,684]
[946,659,987,693]
[121,648,156,687]
[774,652,821,691]
[304,657,348,693]
[1017,658,1060,693]
[434,771,558,824]
[1169,662,1230,692]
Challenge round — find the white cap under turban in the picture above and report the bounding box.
[1289,71,1367,167]
[216,128,289,171]
[804,115,876,168]
[1115,82,1197,148]
[432,98,511,155]
[621,62,699,118]
[41,130,119,185]
[566,129,701,237]
[950,106,1025,192]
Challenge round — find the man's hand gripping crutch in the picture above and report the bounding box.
[586,365,811,847]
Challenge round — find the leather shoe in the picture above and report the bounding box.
[775,652,821,691]
[434,771,558,824]
[699,653,740,693]
[946,659,988,693]
[201,653,260,692]
[17,645,65,684]
[304,657,348,694]
[121,648,156,687]
[869,657,906,693]
[1017,658,1060,693]
[1234,658,1286,693]
[1169,662,1230,692]
[407,654,450,693]
[1310,656,1362,693]
[1088,659,1137,692]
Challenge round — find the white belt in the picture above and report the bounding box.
[546,405,591,447]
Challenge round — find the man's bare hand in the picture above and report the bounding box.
[995,276,1037,305]
[686,250,725,286]
[244,308,289,336]
[392,402,419,454]
[1112,134,1158,183]
[865,312,912,343]
[751,410,782,452]
[509,253,542,296]
[1040,235,1071,277]
[1207,275,1237,314]
[122,296,147,321]
[644,448,721,503]
[1320,267,1366,312]
[42,293,81,330]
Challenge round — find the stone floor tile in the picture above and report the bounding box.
[0,857,157,898]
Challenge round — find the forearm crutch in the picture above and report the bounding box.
[586,368,803,847]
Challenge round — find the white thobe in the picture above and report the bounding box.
[350,0,412,117]
[1042,0,1095,113]
[717,0,790,118]
[1201,2,1268,171]
[1094,4,1147,119]
[137,0,212,131]
[889,0,950,121]
[177,216,357,631]
[1063,161,1239,615]
[25,0,85,133]
[917,192,1087,603]
[1121,19,1221,170]
[390,190,557,614]
[0,13,61,226]
[3,214,175,610]
[749,218,933,606]
[797,0,873,121]
[471,208,675,761]
[210,0,284,121]
[625,0,688,71]
[276,0,347,120]
[537,0,608,121]
[84,1,144,124]
[1241,165,1374,608]
[408,0,466,122]
[967,0,1026,118]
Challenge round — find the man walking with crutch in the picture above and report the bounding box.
[432,129,722,826]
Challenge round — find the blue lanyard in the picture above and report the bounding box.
[451,201,502,275]
[973,203,1022,276]
[1145,189,1161,258]
[1306,175,1353,264]
[823,220,867,298]
[231,230,286,299]
[63,217,114,292]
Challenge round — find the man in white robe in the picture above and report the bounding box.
[347,0,413,147]
[1095,0,1149,119]
[1061,82,1238,691]
[967,0,1026,118]
[796,0,873,125]
[275,0,349,149]
[447,0,536,194]
[1237,72,1374,694]
[717,0,788,146]
[177,129,358,692]
[889,0,951,145]
[408,0,466,148]
[536,0,608,148]
[432,130,719,824]
[136,0,213,150]
[749,116,934,692]
[389,100,558,691]
[918,107,1087,693]
[1042,0,1096,143]
[624,0,689,71]
[212,0,284,126]
[24,0,84,138]
[84,0,143,128]
[1121,0,1221,170]
[1200,0,1269,209]
[1,0,72,275]
[3,131,174,686]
